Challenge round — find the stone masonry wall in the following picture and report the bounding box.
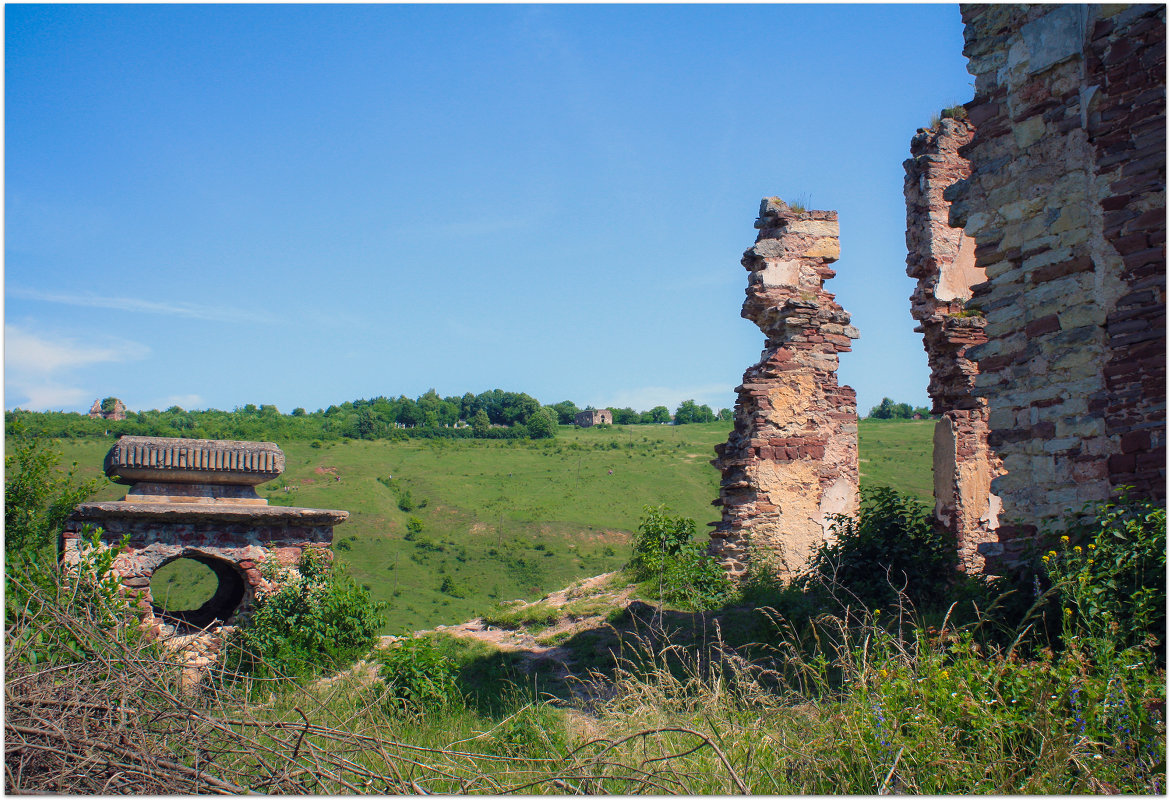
[711,198,860,579]
[904,116,1003,573]
[949,4,1165,569]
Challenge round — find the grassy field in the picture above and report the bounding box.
[44,420,933,633]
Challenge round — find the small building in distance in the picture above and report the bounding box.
[89,397,127,421]
[575,409,613,427]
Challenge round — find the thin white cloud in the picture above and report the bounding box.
[8,286,276,324]
[14,383,91,411]
[5,324,145,373]
[599,383,735,413]
[4,324,150,411]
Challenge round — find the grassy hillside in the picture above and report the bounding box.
[42,419,933,633]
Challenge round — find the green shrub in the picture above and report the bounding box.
[1043,491,1165,654]
[227,549,385,678]
[628,505,731,611]
[800,486,957,610]
[439,575,467,597]
[406,516,424,537]
[377,637,461,714]
[397,489,415,512]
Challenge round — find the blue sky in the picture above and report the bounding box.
[5,3,974,417]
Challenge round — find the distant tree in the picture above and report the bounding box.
[868,398,918,420]
[717,408,733,422]
[459,392,478,421]
[472,409,491,436]
[869,397,897,419]
[292,407,307,417]
[100,397,121,414]
[673,399,715,424]
[611,407,641,425]
[550,400,580,425]
[912,406,932,418]
[396,397,423,428]
[242,404,259,415]
[526,407,558,439]
[355,408,377,440]
[649,406,671,424]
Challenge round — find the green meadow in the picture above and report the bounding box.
[47,419,933,633]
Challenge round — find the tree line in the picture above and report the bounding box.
[4,391,733,443]
[866,397,932,420]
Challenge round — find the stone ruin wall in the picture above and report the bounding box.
[904,116,1003,573]
[711,199,860,579]
[948,3,1166,570]
[64,436,346,673]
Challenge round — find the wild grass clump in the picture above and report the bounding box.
[626,505,732,611]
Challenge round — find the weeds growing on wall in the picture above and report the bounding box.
[226,549,385,679]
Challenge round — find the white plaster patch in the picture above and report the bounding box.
[760,259,800,287]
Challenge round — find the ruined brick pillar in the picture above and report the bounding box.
[711,198,860,579]
[950,4,1166,569]
[905,116,1003,574]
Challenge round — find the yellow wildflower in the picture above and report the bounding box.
[880,669,888,678]
[1048,550,1057,558]
[1061,535,1070,543]
[1074,545,1082,553]
[940,670,949,679]
[1088,543,1096,550]
[1042,555,1050,563]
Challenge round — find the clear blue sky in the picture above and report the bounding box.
[5,3,973,417]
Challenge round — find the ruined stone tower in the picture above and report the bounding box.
[711,198,860,579]
[904,116,1003,574]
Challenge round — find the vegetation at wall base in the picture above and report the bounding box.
[225,549,385,680]
[1041,490,1166,658]
[799,486,957,611]
[626,505,732,611]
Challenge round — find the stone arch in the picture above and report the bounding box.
[148,551,251,631]
[63,436,348,646]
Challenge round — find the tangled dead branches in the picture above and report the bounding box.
[6,576,751,794]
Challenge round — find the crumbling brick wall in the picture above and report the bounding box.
[711,199,860,579]
[949,3,1165,569]
[904,116,1004,573]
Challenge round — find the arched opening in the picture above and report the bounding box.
[149,553,249,630]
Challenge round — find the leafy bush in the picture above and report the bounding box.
[1043,491,1165,654]
[5,427,98,561]
[227,549,385,678]
[628,506,731,611]
[800,486,957,610]
[406,516,424,537]
[377,636,461,714]
[3,431,136,666]
[397,489,415,512]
